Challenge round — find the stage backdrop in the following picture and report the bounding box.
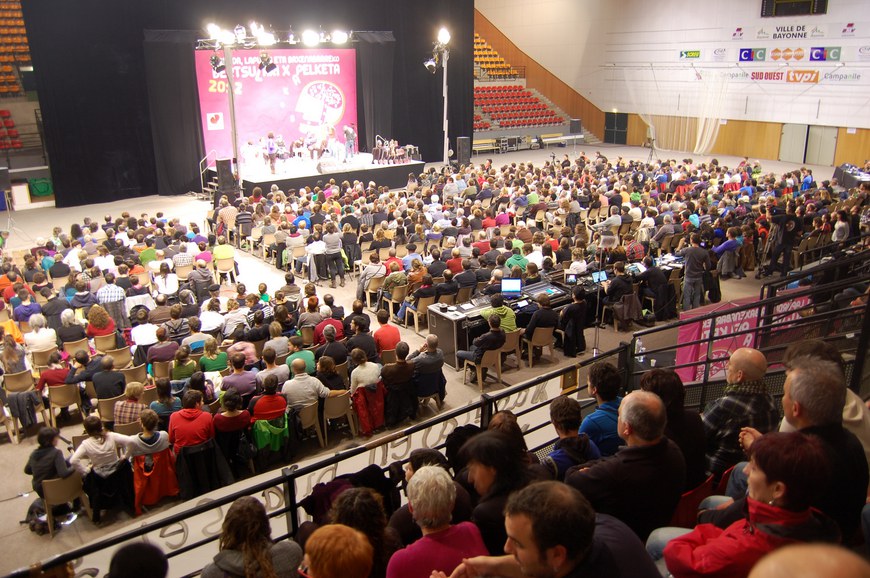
[195,48,358,162]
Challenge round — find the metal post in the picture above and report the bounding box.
[222,46,240,184]
[281,467,299,537]
[480,393,494,429]
[849,298,870,396]
[442,49,450,166]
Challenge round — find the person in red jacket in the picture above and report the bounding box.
[248,375,287,423]
[656,432,839,578]
[168,390,214,448]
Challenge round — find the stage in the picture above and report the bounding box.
[211,153,424,195]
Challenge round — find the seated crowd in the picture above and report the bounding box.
[7,152,870,577]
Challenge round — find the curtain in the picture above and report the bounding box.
[355,32,395,153]
[692,70,729,155]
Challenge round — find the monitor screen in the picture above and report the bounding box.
[501,278,522,296]
[565,273,577,285]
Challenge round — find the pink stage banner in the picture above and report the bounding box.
[194,48,357,161]
[675,293,811,383]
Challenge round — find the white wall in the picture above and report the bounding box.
[476,0,870,128]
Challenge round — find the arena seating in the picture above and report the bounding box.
[473,33,517,80]
[473,85,565,130]
[0,1,27,97]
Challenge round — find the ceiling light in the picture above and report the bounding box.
[218,29,236,46]
[206,23,220,40]
[424,57,438,74]
[233,24,247,44]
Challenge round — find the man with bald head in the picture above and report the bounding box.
[702,347,779,477]
[749,544,870,578]
[566,391,686,541]
[281,357,343,411]
[406,334,445,375]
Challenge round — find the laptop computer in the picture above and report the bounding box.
[591,270,608,284]
[501,278,522,299]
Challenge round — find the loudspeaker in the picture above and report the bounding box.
[215,158,236,193]
[316,159,341,174]
[0,166,10,192]
[457,136,471,166]
[569,119,582,135]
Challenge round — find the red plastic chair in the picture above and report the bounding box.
[669,474,715,528]
[713,465,736,496]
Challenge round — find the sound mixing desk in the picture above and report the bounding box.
[428,281,572,369]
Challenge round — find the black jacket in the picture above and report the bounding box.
[92,370,126,399]
[454,270,478,288]
[636,266,668,291]
[435,280,460,297]
[526,307,559,339]
[346,332,379,363]
[65,355,104,385]
[605,275,634,303]
[472,329,506,363]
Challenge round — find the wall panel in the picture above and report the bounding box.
[834,128,870,166]
[710,120,782,161]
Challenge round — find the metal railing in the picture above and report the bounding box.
[8,271,868,577]
[198,150,217,199]
[760,239,870,301]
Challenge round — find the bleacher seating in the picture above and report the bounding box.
[0,1,28,97]
[473,33,517,80]
[473,84,565,130]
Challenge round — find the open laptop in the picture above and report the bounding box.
[501,278,522,299]
[591,270,608,284]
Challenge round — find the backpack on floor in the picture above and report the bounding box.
[24,498,49,535]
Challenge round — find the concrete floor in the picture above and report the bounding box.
[0,143,822,574]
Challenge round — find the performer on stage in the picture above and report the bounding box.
[266,132,278,174]
[343,123,357,162]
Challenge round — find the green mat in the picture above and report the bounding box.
[27,177,53,197]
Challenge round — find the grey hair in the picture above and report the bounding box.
[319,305,332,318]
[28,313,46,330]
[787,356,845,426]
[620,390,666,441]
[407,465,456,530]
[323,324,336,340]
[60,309,78,327]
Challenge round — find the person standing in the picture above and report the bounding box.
[322,222,345,288]
[343,123,356,162]
[677,233,710,311]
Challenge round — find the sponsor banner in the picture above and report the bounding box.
[731,22,870,41]
[739,48,767,62]
[770,47,806,61]
[786,69,819,83]
[823,71,863,82]
[731,27,744,41]
[679,50,701,59]
[858,45,870,61]
[711,47,728,61]
[809,46,841,61]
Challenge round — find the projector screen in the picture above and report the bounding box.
[194,48,357,162]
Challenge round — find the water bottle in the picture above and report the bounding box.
[635,337,645,364]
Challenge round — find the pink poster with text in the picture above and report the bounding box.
[194,48,357,160]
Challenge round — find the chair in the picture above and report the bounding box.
[140,386,158,406]
[18,320,31,334]
[714,465,736,496]
[31,347,58,368]
[300,326,315,347]
[364,276,385,310]
[208,399,222,414]
[42,473,91,538]
[335,361,349,386]
[103,346,133,369]
[260,233,277,262]
[0,404,16,444]
[93,333,119,354]
[120,364,148,386]
[438,293,456,305]
[456,286,474,304]
[114,421,143,435]
[501,329,523,370]
[251,339,267,359]
[298,401,325,447]
[463,348,502,392]
[63,338,90,357]
[97,393,125,424]
[151,360,172,380]
[669,475,715,528]
[380,349,397,365]
[522,326,556,368]
[174,264,194,282]
[214,258,237,284]
[47,384,83,428]
[381,284,408,314]
[405,296,436,334]
[322,391,357,444]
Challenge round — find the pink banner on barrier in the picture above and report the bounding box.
[675,293,811,383]
[194,48,357,161]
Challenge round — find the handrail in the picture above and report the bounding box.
[759,242,870,300]
[199,149,217,198]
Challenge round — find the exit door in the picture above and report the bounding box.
[806,125,837,166]
[779,123,808,164]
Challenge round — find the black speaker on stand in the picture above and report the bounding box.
[457,136,471,167]
[569,119,582,135]
[214,158,238,207]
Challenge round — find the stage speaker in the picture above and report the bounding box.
[215,158,235,193]
[457,136,471,166]
[316,159,341,174]
[569,119,582,135]
[0,166,10,192]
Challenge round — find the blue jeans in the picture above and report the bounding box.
[683,276,704,310]
[456,346,477,364]
[397,301,415,321]
[725,461,749,499]
[646,527,693,561]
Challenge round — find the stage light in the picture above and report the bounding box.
[210,53,226,73]
[287,27,297,44]
[233,24,247,44]
[332,30,348,44]
[259,52,277,73]
[437,27,450,45]
[218,29,236,46]
[424,57,438,74]
[206,23,220,40]
[320,28,330,43]
[302,29,319,46]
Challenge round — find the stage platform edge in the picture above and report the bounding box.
[229,160,424,194]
